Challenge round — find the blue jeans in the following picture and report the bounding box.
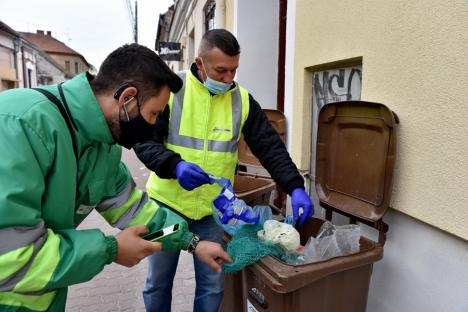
[143,201,224,312]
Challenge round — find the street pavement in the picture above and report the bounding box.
[66,149,195,312]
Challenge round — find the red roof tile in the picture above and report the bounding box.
[20,31,89,65]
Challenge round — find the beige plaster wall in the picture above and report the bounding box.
[293,0,468,239]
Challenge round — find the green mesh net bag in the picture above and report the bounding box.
[223,224,285,273]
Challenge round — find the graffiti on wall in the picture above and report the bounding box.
[313,66,362,110]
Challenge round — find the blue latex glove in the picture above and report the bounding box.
[291,188,314,227]
[174,161,210,191]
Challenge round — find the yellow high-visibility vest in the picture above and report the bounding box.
[146,70,250,220]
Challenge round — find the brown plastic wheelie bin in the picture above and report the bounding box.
[225,101,398,312]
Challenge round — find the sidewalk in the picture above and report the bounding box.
[66,211,196,312]
[66,150,196,311]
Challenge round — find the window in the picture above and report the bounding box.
[75,62,79,74]
[0,46,14,67]
[205,0,216,31]
[65,61,70,73]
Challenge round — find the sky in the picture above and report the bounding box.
[0,0,174,69]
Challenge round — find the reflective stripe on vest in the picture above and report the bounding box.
[146,70,250,220]
[167,72,242,153]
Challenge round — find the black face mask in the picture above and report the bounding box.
[118,108,156,149]
[114,83,156,149]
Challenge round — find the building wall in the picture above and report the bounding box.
[235,0,279,109]
[0,33,17,91]
[167,0,208,71]
[367,209,468,312]
[51,54,88,78]
[287,0,468,310]
[168,0,280,111]
[292,0,468,240]
[21,46,37,88]
[224,0,235,33]
[35,53,66,86]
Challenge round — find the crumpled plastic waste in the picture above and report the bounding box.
[211,175,271,235]
[257,220,301,251]
[286,221,361,265]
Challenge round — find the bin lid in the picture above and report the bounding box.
[238,109,286,167]
[233,175,276,194]
[315,101,397,222]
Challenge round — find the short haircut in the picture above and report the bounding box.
[198,29,241,58]
[91,43,182,102]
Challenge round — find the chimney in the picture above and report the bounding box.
[37,30,44,35]
[46,31,52,36]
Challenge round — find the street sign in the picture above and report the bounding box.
[158,42,182,61]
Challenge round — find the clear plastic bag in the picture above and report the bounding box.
[301,221,361,264]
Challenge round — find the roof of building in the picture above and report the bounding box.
[20,30,90,66]
[0,20,19,37]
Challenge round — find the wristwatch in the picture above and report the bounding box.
[187,234,200,254]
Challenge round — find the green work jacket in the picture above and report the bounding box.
[0,73,191,311]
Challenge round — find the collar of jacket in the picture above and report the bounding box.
[189,62,236,94]
[60,72,115,146]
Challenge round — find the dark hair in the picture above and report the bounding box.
[199,29,240,57]
[91,43,182,102]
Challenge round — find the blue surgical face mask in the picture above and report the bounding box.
[201,58,232,95]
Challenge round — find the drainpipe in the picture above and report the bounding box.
[21,45,28,88]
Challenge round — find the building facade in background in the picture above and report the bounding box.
[0,21,47,90]
[0,21,76,91]
[156,0,285,111]
[21,30,90,79]
[34,48,67,86]
[0,21,19,91]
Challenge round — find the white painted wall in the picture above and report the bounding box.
[235,0,279,109]
[367,210,468,312]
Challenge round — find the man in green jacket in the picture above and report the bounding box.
[0,43,231,312]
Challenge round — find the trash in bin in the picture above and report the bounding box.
[224,217,361,269]
[223,224,284,273]
[294,221,361,265]
[242,218,384,312]
[257,220,301,251]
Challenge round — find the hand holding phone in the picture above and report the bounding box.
[114,225,162,267]
[141,224,180,242]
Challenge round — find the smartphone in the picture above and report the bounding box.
[141,224,180,242]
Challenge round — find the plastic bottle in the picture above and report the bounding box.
[210,176,260,234]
